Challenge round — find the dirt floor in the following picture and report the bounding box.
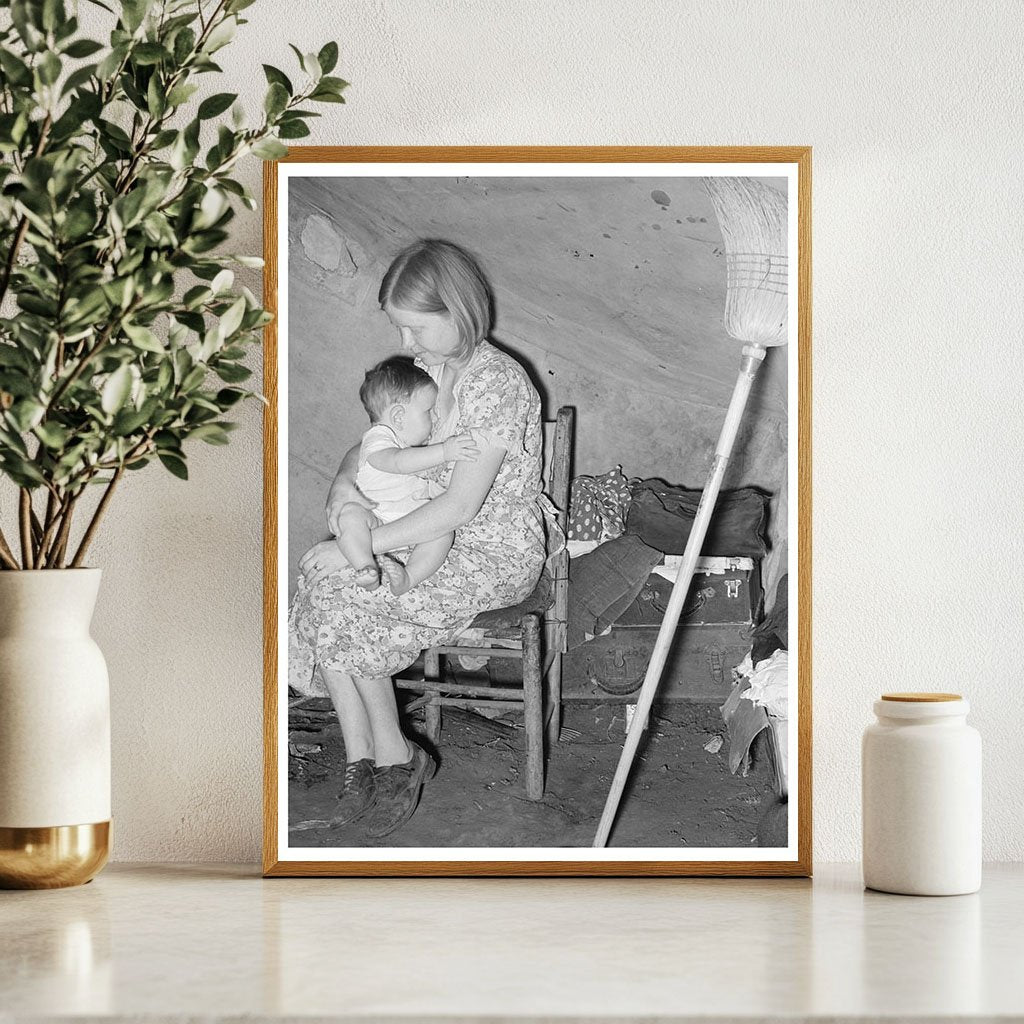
[287,697,784,849]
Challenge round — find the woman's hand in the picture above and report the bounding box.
[299,540,351,587]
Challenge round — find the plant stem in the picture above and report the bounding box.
[70,465,124,567]
[29,507,44,549]
[36,487,65,566]
[0,527,20,570]
[45,492,79,569]
[18,489,34,569]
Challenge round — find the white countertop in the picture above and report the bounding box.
[2,862,1022,1021]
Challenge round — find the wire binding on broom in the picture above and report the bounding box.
[702,177,789,348]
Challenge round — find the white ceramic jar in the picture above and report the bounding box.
[862,693,981,896]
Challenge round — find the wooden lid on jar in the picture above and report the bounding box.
[881,692,962,702]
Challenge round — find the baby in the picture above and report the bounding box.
[335,355,477,595]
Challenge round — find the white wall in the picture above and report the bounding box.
[64,0,1024,862]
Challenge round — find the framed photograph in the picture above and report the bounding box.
[263,147,811,877]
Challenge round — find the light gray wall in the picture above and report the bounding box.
[22,0,1022,863]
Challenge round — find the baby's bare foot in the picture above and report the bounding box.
[382,558,413,596]
[354,564,380,591]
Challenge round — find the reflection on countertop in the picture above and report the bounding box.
[2,863,1021,1020]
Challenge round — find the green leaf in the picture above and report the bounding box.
[228,254,263,269]
[210,269,234,294]
[17,292,58,317]
[1,456,46,487]
[277,120,310,140]
[251,137,287,160]
[0,346,30,370]
[0,422,30,457]
[149,128,177,149]
[173,27,196,65]
[38,51,62,86]
[262,64,292,94]
[123,322,164,353]
[318,41,339,75]
[158,452,188,479]
[113,187,148,229]
[299,51,321,80]
[189,422,230,445]
[147,74,166,117]
[182,284,212,310]
[34,420,70,449]
[96,43,128,81]
[0,49,33,86]
[10,1,45,52]
[112,405,152,435]
[156,359,173,391]
[61,62,98,96]
[318,75,349,93]
[198,91,237,119]
[166,82,199,107]
[132,42,168,66]
[203,16,236,54]
[215,388,247,408]
[309,88,346,104]
[42,0,66,33]
[101,364,133,414]
[217,295,246,340]
[10,399,45,432]
[214,362,251,383]
[63,38,104,58]
[263,82,288,118]
[98,118,132,148]
[181,365,206,391]
[121,0,151,33]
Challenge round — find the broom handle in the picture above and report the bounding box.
[593,343,768,848]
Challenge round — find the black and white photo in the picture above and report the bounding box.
[262,148,811,876]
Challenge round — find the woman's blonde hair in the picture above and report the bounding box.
[378,239,492,349]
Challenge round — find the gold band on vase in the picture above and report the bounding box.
[0,821,111,889]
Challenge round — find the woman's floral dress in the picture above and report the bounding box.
[288,341,546,694]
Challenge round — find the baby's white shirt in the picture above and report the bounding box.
[355,424,442,523]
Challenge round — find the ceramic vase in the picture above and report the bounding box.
[862,692,981,896]
[0,569,111,888]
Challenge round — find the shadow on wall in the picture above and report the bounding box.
[284,176,789,599]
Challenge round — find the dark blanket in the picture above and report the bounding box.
[751,573,788,663]
[566,535,664,650]
[625,479,770,558]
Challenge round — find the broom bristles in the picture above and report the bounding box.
[702,177,789,348]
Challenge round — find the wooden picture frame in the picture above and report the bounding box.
[263,147,812,876]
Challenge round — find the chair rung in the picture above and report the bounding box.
[431,644,523,659]
[395,678,527,701]
[430,697,523,710]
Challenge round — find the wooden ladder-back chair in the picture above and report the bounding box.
[395,406,574,800]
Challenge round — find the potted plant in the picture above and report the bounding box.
[0,0,345,887]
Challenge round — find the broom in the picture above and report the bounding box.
[593,176,789,848]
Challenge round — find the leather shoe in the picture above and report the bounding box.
[330,759,377,826]
[364,742,436,838]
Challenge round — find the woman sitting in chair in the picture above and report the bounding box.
[288,238,546,839]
